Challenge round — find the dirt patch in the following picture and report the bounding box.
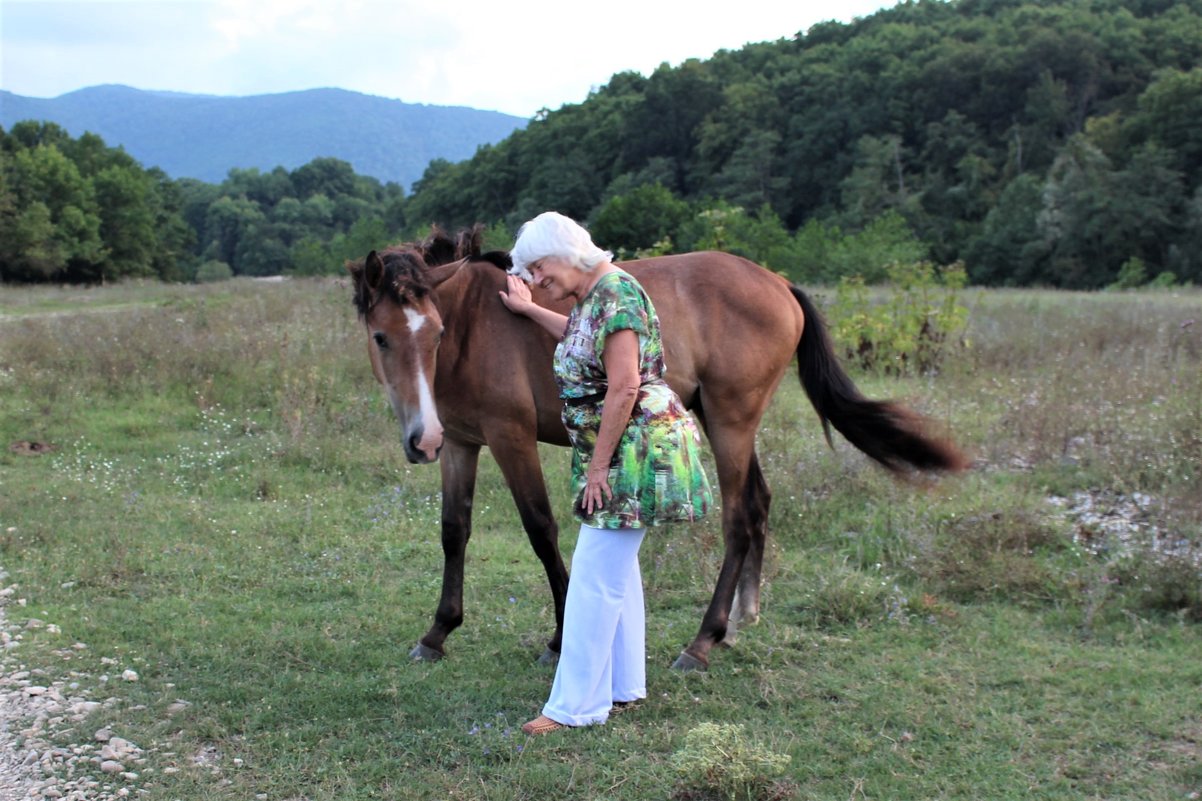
[8,441,55,456]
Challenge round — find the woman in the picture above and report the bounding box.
[499,211,711,735]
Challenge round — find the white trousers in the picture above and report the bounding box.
[542,524,647,727]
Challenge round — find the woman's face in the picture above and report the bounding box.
[529,256,584,300]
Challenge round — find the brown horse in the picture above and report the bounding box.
[348,226,966,671]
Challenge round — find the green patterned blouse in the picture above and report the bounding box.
[554,270,712,529]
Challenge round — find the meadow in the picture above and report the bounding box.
[0,278,1199,800]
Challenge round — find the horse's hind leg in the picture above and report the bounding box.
[725,452,770,647]
[413,439,481,661]
[673,417,765,671]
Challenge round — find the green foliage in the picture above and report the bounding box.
[671,723,792,801]
[194,259,234,283]
[1109,550,1202,622]
[398,0,1202,288]
[9,0,1202,291]
[0,124,403,284]
[1109,257,1148,290]
[591,183,690,258]
[829,260,970,375]
[1149,270,1178,288]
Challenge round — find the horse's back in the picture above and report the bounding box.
[624,252,804,412]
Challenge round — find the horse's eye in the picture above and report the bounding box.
[373,332,388,349]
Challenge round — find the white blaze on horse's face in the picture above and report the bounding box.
[365,297,445,464]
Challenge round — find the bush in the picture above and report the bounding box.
[908,509,1073,605]
[194,259,233,283]
[829,260,970,375]
[671,722,794,801]
[1110,551,1202,621]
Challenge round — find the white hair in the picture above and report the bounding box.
[509,211,613,281]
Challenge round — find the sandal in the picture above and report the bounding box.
[521,714,566,735]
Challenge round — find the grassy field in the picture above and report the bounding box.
[1,278,1199,800]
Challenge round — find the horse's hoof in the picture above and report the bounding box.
[671,651,708,672]
[409,643,443,662]
[537,648,560,667]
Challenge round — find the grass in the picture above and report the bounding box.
[1,278,1200,800]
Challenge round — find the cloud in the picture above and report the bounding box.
[2,0,895,116]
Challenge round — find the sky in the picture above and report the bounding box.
[1,0,898,119]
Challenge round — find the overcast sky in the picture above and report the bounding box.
[1,0,897,119]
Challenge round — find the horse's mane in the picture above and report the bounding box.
[350,224,513,317]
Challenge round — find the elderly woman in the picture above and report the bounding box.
[499,211,711,735]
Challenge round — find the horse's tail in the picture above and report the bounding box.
[791,286,969,474]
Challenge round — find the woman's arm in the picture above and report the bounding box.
[499,274,568,339]
[581,328,641,515]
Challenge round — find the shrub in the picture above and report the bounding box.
[194,259,233,283]
[1109,551,1202,621]
[793,559,905,629]
[1109,256,1148,290]
[908,510,1073,604]
[671,722,794,801]
[829,260,970,375]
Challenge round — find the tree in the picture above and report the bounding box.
[1,143,104,281]
[965,173,1046,285]
[202,196,264,271]
[591,183,689,256]
[93,165,157,281]
[291,157,357,199]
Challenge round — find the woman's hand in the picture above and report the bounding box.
[582,463,612,515]
[499,274,534,316]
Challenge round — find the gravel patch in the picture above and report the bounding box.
[0,570,147,801]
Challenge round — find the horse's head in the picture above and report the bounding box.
[347,226,491,464]
[348,243,450,464]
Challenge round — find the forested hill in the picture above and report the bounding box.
[406,0,1202,288]
[0,85,526,189]
[4,0,1202,288]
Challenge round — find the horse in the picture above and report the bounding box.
[348,225,967,671]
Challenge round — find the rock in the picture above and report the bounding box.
[100,759,124,773]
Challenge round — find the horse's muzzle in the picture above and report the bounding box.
[404,427,443,464]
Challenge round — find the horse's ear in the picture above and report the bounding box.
[424,230,457,266]
[426,259,463,288]
[455,224,485,259]
[363,250,387,290]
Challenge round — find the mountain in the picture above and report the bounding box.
[0,85,527,190]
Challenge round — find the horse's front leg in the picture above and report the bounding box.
[489,430,567,664]
[412,439,481,661]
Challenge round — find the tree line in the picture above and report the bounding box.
[3,0,1201,288]
[407,0,1202,288]
[0,120,405,283]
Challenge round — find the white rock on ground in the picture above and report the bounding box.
[0,569,146,801]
